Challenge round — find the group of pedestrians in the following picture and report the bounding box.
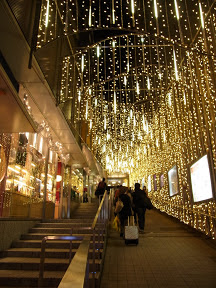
[114,183,153,237]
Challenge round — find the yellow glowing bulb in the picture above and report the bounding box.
[147,76,150,90]
[127,61,129,72]
[112,0,115,24]
[81,55,84,72]
[133,116,136,127]
[78,91,81,102]
[114,91,116,114]
[173,49,179,81]
[124,76,127,85]
[89,5,92,26]
[199,3,205,29]
[104,116,107,130]
[174,0,180,20]
[97,45,100,57]
[45,0,49,27]
[131,0,135,14]
[154,0,158,19]
[136,81,140,94]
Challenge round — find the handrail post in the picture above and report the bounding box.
[38,236,47,288]
[85,253,90,288]
[92,229,96,287]
[98,225,101,260]
[69,228,73,263]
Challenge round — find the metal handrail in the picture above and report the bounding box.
[38,192,110,288]
[38,235,83,288]
[91,191,107,230]
[58,235,91,288]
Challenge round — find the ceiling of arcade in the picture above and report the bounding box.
[31,0,215,177]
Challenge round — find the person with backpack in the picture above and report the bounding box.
[114,186,132,238]
[132,183,153,233]
[95,177,106,198]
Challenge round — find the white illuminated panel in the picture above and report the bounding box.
[148,175,151,192]
[190,155,213,203]
[168,165,179,196]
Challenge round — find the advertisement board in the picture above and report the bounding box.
[190,155,214,203]
[142,177,145,189]
[148,175,151,192]
[153,174,157,191]
[168,165,179,197]
[160,173,164,188]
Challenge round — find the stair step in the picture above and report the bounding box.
[0,270,100,287]
[0,201,103,287]
[21,233,105,241]
[36,223,104,228]
[29,227,105,234]
[42,219,94,223]
[0,257,101,271]
[1,248,103,259]
[11,240,104,249]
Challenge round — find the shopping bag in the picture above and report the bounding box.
[115,198,124,213]
[112,216,120,232]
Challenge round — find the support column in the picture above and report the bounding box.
[42,147,49,219]
[67,165,72,219]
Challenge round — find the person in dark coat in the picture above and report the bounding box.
[115,186,132,237]
[132,183,147,233]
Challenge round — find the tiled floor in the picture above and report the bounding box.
[100,209,216,288]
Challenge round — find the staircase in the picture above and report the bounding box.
[0,201,106,287]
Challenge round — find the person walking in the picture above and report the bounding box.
[114,186,132,237]
[95,177,107,199]
[132,183,147,233]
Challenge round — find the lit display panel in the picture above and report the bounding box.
[148,175,151,192]
[190,155,214,203]
[168,165,179,197]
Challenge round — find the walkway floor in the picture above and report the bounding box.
[100,209,216,288]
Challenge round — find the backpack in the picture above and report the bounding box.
[98,181,105,189]
[141,194,154,210]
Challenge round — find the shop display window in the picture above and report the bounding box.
[5,133,57,203]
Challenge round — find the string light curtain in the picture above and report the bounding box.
[36,0,216,238]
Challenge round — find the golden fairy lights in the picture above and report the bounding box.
[35,0,216,238]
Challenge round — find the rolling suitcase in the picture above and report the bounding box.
[125,216,139,245]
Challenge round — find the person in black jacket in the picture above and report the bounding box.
[114,186,132,237]
[132,183,147,233]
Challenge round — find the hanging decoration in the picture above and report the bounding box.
[35,0,216,239]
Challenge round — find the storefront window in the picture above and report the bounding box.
[2,132,57,218]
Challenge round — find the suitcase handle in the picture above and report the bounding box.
[128,216,135,226]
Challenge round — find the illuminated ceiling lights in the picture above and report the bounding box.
[36,0,216,238]
[174,0,180,20]
[199,2,205,29]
